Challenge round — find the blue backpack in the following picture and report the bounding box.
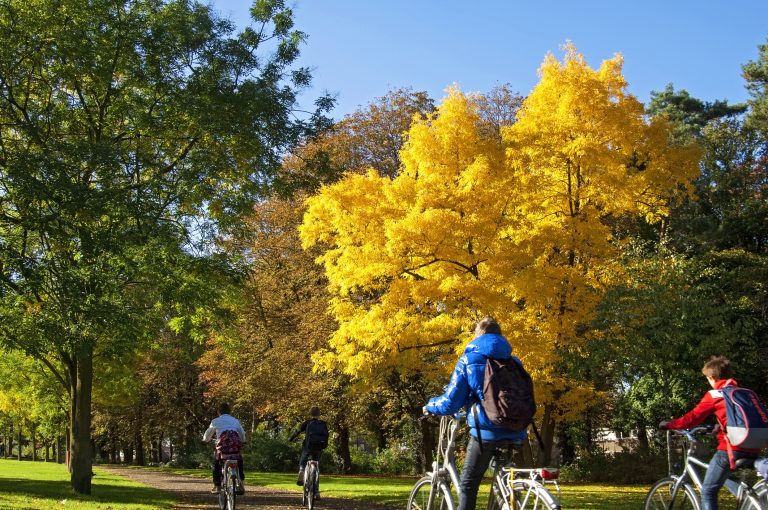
[721,386,768,449]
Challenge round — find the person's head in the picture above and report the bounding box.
[309,406,321,418]
[701,356,732,387]
[474,317,502,338]
[218,402,231,416]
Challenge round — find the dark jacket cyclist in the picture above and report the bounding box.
[289,406,328,492]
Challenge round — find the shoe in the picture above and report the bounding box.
[296,469,304,486]
[210,485,221,494]
[235,483,245,495]
[314,491,320,500]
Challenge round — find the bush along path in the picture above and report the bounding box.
[100,466,400,510]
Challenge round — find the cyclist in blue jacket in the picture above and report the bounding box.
[424,317,527,510]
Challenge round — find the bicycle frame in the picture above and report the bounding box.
[219,458,240,510]
[664,428,764,509]
[428,413,462,492]
[411,413,560,510]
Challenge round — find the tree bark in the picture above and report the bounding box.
[335,425,351,473]
[69,344,94,494]
[134,424,144,466]
[636,423,649,453]
[32,425,37,462]
[539,403,556,466]
[17,427,21,461]
[65,428,71,470]
[124,441,134,464]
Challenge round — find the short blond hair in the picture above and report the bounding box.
[701,356,732,380]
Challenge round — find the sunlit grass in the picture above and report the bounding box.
[0,459,176,510]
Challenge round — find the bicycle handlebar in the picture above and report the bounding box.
[669,425,714,441]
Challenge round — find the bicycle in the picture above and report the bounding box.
[217,455,243,510]
[407,413,561,510]
[301,454,320,509]
[644,426,767,510]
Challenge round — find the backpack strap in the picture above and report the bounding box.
[472,403,484,453]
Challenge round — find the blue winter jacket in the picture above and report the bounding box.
[425,333,528,443]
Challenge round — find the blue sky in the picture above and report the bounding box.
[213,1,768,118]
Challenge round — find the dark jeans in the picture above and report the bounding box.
[213,457,244,487]
[701,450,756,510]
[459,436,517,510]
[299,448,322,470]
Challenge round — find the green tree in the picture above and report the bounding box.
[0,0,328,493]
[647,83,746,142]
[743,38,768,134]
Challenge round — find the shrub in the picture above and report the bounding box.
[372,446,417,475]
[559,449,667,484]
[245,429,302,472]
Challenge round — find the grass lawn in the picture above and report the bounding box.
[0,458,176,510]
[128,465,649,509]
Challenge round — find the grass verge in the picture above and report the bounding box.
[0,458,176,510]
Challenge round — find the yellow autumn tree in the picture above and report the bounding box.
[300,45,700,456]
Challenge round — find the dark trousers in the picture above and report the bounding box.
[299,448,322,470]
[213,457,244,487]
[459,436,516,510]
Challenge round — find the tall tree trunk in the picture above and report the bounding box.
[558,427,575,465]
[31,425,37,462]
[70,344,94,494]
[17,427,21,461]
[134,424,144,466]
[45,442,50,462]
[636,423,649,453]
[539,403,556,466]
[335,425,351,473]
[65,428,71,470]
[124,441,134,464]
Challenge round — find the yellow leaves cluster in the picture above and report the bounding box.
[300,46,701,414]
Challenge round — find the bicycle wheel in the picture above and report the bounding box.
[751,480,768,509]
[407,476,455,510]
[644,477,701,510]
[227,470,237,510]
[496,480,559,510]
[736,479,766,510]
[306,464,316,510]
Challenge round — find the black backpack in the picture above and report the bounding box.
[481,357,536,430]
[305,419,329,450]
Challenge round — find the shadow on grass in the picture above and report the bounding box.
[0,477,173,507]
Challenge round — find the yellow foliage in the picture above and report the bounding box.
[300,46,700,419]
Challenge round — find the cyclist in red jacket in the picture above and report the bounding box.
[660,356,760,510]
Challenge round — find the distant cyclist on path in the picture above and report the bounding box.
[203,402,246,494]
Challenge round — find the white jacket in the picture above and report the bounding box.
[202,414,246,443]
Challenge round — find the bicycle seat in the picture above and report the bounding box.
[733,457,756,470]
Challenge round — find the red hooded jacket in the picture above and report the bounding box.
[667,378,761,453]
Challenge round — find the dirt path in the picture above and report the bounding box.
[100,466,400,510]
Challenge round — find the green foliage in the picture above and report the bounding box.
[245,428,303,473]
[647,83,746,142]
[743,38,768,134]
